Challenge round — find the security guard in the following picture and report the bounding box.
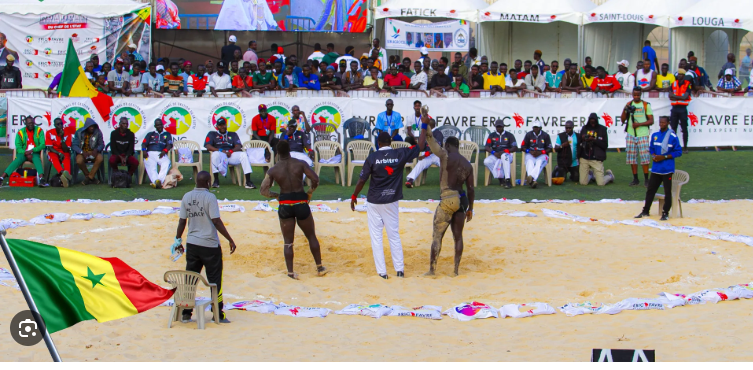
[669,69,692,153]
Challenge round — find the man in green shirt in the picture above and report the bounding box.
[252,61,276,92]
[451,74,470,97]
[621,86,654,187]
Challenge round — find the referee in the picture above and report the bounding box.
[175,171,237,323]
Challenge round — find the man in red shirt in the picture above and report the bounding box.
[251,104,278,160]
[45,118,73,187]
[383,64,408,93]
[231,67,254,93]
[590,66,622,96]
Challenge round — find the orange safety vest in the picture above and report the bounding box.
[671,80,691,106]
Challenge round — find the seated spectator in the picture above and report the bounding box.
[560,58,571,76]
[109,117,139,178]
[253,61,275,92]
[142,118,173,189]
[408,61,428,91]
[517,60,532,79]
[363,66,384,90]
[101,62,112,77]
[127,43,143,62]
[72,118,104,185]
[428,59,439,80]
[94,74,109,94]
[580,65,595,90]
[320,65,343,91]
[448,64,467,84]
[164,62,184,97]
[231,67,254,93]
[636,59,656,91]
[180,61,193,82]
[229,60,239,78]
[561,63,583,93]
[521,124,552,189]
[554,120,579,183]
[614,60,635,92]
[277,64,299,90]
[482,61,505,94]
[336,60,347,79]
[141,62,164,94]
[468,65,484,90]
[129,67,143,94]
[383,64,408,93]
[45,118,72,187]
[209,61,233,96]
[297,65,320,90]
[279,120,314,168]
[429,64,452,93]
[506,68,525,96]
[479,60,488,75]
[0,116,46,187]
[187,64,210,96]
[247,61,257,74]
[524,65,546,93]
[205,117,254,189]
[717,68,742,93]
[484,119,517,188]
[108,58,131,96]
[590,66,621,97]
[655,63,675,92]
[343,60,363,91]
[204,61,214,75]
[272,60,284,78]
[545,60,562,92]
[84,61,97,83]
[578,113,614,186]
[451,74,470,98]
[251,104,278,159]
[402,57,414,78]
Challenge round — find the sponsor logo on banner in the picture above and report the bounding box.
[40,37,65,44]
[23,49,38,55]
[160,102,195,136]
[689,112,698,126]
[71,33,80,42]
[60,102,94,135]
[390,23,400,39]
[310,102,343,128]
[110,103,146,133]
[208,102,246,132]
[265,102,292,134]
[601,113,614,127]
[25,36,33,44]
[43,48,52,55]
[25,60,33,67]
[23,72,39,79]
[43,72,52,79]
[454,27,468,48]
[39,14,89,30]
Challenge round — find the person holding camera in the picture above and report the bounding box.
[578,113,614,186]
[621,86,654,187]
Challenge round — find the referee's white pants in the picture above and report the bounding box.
[211,151,252,176]
[483,153,513,179]
[366,201,404,275]
[144,151,171,184]
[406,154,440,181]
[525,153,548,180]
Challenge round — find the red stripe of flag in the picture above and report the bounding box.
[102,257,175,313]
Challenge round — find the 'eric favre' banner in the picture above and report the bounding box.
[6,97,753,149]
[0,8,151,90]
[384,18,470,52]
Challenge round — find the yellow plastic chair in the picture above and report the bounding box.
[163,270,220,330]
[346,140,375,186]
[314,141,345,186]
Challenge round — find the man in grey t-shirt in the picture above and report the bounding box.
[107,58,131,96]
[175,171,237,323]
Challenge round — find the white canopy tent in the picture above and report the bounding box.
[374,0,488,23]
[583,0,700,73]
[477,0,595,67]
[0,0,148,16]
[670,0,753,84]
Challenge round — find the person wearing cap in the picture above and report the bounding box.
[533,50,545,75]
[163,62,185,97]
[578,113,614,186]
[205,117,255,189]
[521,123,552,189]
[716,68,742,94]
[155,64,166,76]
[591,66,621,96]
[90,54,102,73]
[375,99,404,142]
[221,35,241,66]
[179,61,193,83]
[614,60,635,93]
[335,60,348,80]
[370,38,388,72]
[621,86,654,186]
[108,58,131,96]
[127,43,143,62]
[141,62,164,94]
[718,52,737,80]
[0,54,21,89]
[351,128,423,279]
[279,120,314,174]
[0,32,18,67]
[297,64,320,90]
[636,59,657,91]
[273,46,286,65]
[417,46,430,65]
[141,118,173,188]
[484,119,518,188]
[635,115,683,221]
[669,70,692,153]
[655,63,676,92]
[554,120,579,183]
[209,61,233,96]
[251,104,278,159]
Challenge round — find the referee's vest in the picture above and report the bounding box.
[671,80,691,106]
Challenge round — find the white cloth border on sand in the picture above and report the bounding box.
[335,304,392,319]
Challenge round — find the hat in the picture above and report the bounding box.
[216,61,226,68]
[534,49,542,55]
[258,104,267,111]
[725,68,733,76]
[565,120,575,128]
[115,57,124,64]
[617,60,629,68]
[688,56,698,62]
[205,59,213,65]
[183,61,192,67]
[588,112,599,123]
[128,43,137,49]
[326,65,335,71]
[228,35,237,42]
[494,119,508,127]
[420,47,428,55]
[277,46,283,54]
[156,65,164,71]
[677,68,686,74]
[5,54,14,62]
[257,58,266,64]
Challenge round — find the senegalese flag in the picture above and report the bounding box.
[58,38,114,121]
[5,239,174,333]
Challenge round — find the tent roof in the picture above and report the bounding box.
[479,0,595,25]
[0,0,147,16]
[583,0,700,26]
[672,0,753,32]
[374,0,489,22]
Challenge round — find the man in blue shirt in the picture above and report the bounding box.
[297,65,320,90]
[635,116,683,221]
[642,40,659,71]
[142,118,173,188]
[375,99,404,142]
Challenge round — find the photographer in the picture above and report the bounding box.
[621,86,654,187]
[578,113,614,186]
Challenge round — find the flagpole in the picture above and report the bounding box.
[0,233,62,362]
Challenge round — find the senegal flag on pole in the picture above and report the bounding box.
[58,38,114,121]
[3,239,174,334]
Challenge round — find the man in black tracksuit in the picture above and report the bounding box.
[554,120,579,182]
[578,113,614,186]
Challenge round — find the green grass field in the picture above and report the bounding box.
[0,148,750,201]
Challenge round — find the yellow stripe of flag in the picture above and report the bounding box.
[58,248,138,322]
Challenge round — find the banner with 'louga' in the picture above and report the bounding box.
[6,97,753,149]
[0,8,151,90]
[384,18,470,52]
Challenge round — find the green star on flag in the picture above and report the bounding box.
[82,267,105,288]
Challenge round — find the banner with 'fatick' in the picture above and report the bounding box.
[384,19,469,52]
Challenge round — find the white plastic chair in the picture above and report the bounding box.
[520,152,553,187]
[314,141,345,186]
[484,151,517,187]
[163,270,220,330]
[657,170,689,218]
[170,140,203,183]
[346,140,375,186]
